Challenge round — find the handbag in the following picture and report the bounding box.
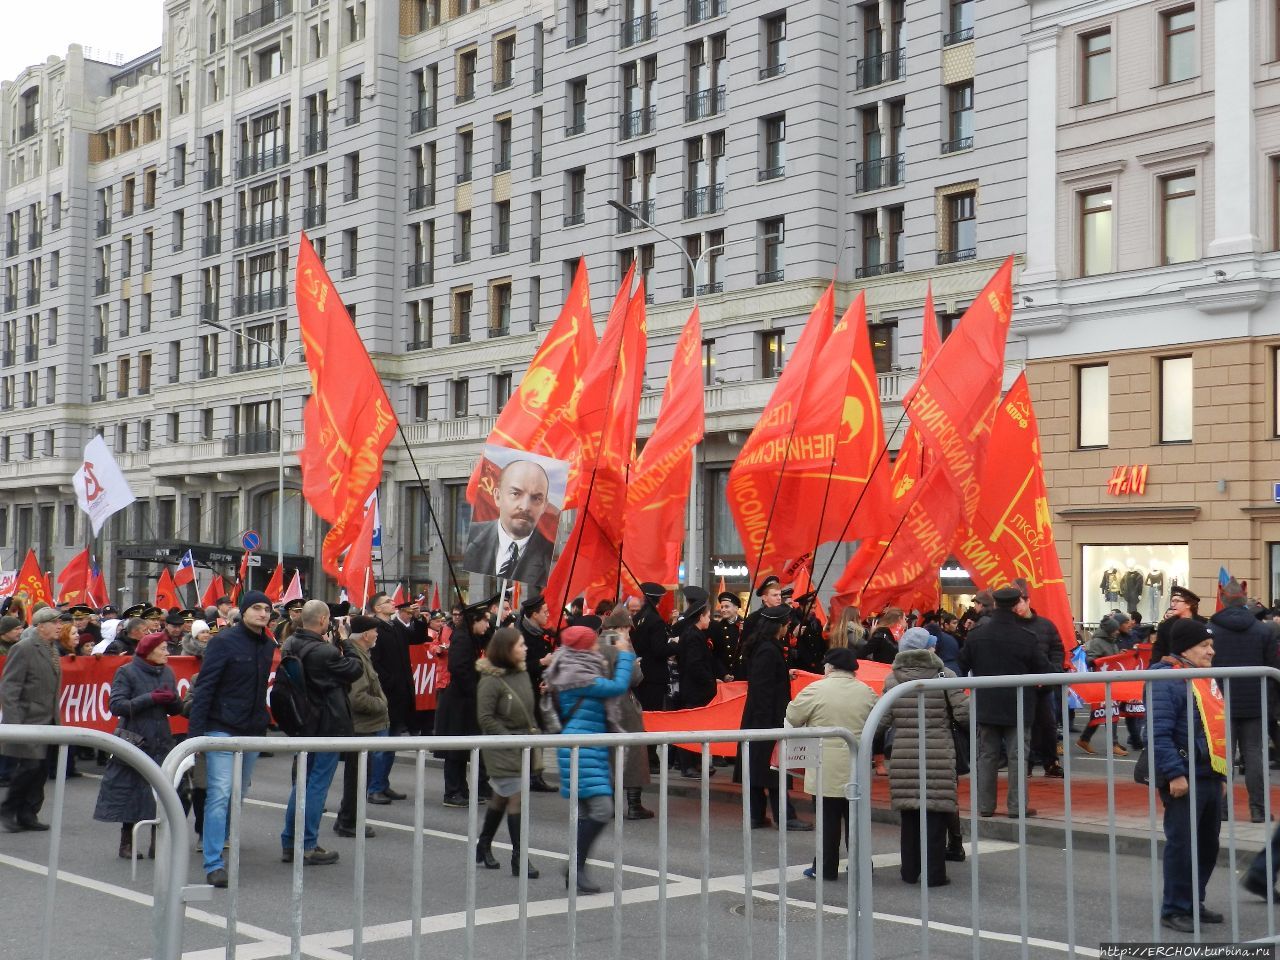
[113,726,146,749]
[1134,746,1182,788]
[942,686,970,776]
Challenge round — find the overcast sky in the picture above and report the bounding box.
[1,0,164,83]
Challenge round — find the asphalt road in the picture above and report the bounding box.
[2,748,1278,960]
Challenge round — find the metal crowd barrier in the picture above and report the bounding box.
[0,725,191,960]
[162,726,859,960]
[852,666,1280,960]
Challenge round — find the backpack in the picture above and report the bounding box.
[269,652,314,736]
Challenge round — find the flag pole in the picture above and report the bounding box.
[394,423,469,611]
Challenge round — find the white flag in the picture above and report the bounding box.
[73,436,137,536]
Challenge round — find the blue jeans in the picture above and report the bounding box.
[202,732,259,875]
[1246,821,1280,889]
[281,751,340,852]
[368,730,394,795]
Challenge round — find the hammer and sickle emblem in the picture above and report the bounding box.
[82,462,103,501]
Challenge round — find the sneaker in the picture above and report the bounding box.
[303,846,340,866]
[206,868,228,889]
[1075,739,1096,755]
[17,816,49,831]
[1044,763,1065,779]
[802,866,817,880]
[442,793,469,808]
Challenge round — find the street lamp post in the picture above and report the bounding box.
[605,199,764,592]
[201,319,302,577]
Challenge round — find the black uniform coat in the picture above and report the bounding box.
[676,623,718,708]
[632,603,676,710]
[739,636,792,784]
[433,624,489,737]
[371,616,415,733]
[707,617,742,678]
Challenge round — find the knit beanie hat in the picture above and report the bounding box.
[135,632,168,659]
[1099,616,1119,635]
[559,625,599,651]
[238,590,272,616]
[1168,618,1212,656]
[899,627,935,651]
[0,615,20,635]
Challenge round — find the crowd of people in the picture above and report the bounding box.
[3,572,1280,929]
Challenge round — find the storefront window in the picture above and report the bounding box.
[1270,543,1280,608]
[1082,543,1189,626]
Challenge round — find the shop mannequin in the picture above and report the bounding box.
[1100,567,1121,604]
[1145,565,1166,621]
[1119,561,1144,611]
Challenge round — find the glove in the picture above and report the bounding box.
[150,688,177,705]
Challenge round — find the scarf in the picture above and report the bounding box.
[544,646,622,730]
[1170,659,1228,775]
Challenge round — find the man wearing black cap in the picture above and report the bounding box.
[277,598,306,645]
[1153,586,1203,660]
[960,586,1054,819]
[516,594,557,791]
[741,576,784,649]
[788,592,827,674]
[675,589,718,777]
[162,610,188,655]
[709,592,743,679]
[632,583,676,711]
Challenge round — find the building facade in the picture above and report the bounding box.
[0,0,1027,607]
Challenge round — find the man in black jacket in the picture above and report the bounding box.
[960,586,1053,819]
[279,599,363,865]
[632,582,675,710]
[516,594,557,791]
[435,598,494,806]
[368,592,413,801]
[188,590,279,888]
[1013,579,1066,778]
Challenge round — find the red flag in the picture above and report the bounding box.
[200,575,227,610]
[173,549,197,587]
[263,565,285,603]
[154,568,180,611]
[14,549,53,622]
[87,561,108,609]
[791,565,827,626]
[467,258,598,526]
[294,232,399,577]
[718,575,727,597]
[953,374,1075,665]
[544,281,648,615]
[390,583,405,606]
[726,286,834,582]
[56,549,92,606]
[337,503,378,606]
[622,306,704,585]
[431,584,441,611]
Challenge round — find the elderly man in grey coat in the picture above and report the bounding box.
[0,607,63,831]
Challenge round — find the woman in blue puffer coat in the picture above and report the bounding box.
[544,622,635,894]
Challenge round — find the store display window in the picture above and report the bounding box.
[1081,544,1188,626]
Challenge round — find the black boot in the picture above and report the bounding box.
[476,807,503,869]
[146,825,157,860]
[564,818,607,894]
[118,824,133,860]
[507,814,539,878]
[624,787,654,821]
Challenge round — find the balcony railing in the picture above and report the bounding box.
[681,281,724,298]
[759,62,786,80]
[565,119,586,136]
[304,203,326,228]
[454,172,471,185]
[493,77,513,92]
[223,430,280,455]
[406,339,431,351]
[17,120,36,141]
[566,32,587,48]
[408,184,435,210]
[204,168,223,189]
[455,87,475,105]
[232,286,287,317]
[686,0,726,24]
[229,357,280,374]
[27,231,40,250]
[489,323,510,338]
[202,234,221,256]
[343,190,360,202]
[407,262,433,287]
[494,157,511,173]
[854,260,904,279]
[23,345,37,362]
[88,393,104,403]
[236,145,289,179]
[619,105,656,140]
[940,136,973,154]
[944,27,974,45]
[198,365,217,380]
[450,331,471,344]
[621,12,658,47]
[92,336,108,354]
[234,216,289,248]
[21,398,35,409]
[563,211,586,227]
[685,85,726,122]
[856,48,905,89]
[0,350,11,366]
[937,248,976,265]
[758,165,785,181]
[616,198,655,233]
[756,269,784,284]
[199,302,219,321]
[491,241,510,255]
[4,239,15,257]
[92,279,108,297]
[683,183,725,218]
[855,153,904,192]
[340,266,356,278]
[303,130,327,155]
[410,106,436,133]
[234,0,292,39]
[453,251,471,264]
[96,218,112,237]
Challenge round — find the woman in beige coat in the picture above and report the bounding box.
[785,647,878,880]
[880,628,969,887]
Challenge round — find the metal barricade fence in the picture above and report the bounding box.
[161,727,860,960]
[852,666,1280,960]
[0,725,191,960]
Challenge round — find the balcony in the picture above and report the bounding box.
[199,302,219,321]
[93,279,108,297]
[27,231,40,251]
[303,130,327,156]
[204,168,223,189]
[2,294,13,312]
[619,105,656,140]
[142,201,155,212]
[0,350,11,366]
[683,183,725,219]
[234,0,291,40]
[455,88,475,105]
[940,137,973,155]
[686,0,726,24]
[856,48,905,89]
[855,154,904,193]
[759,62,786,81]
[616,198,655,233]
[234,216,289,248]
[757,166,785,181]
[232,286,287,317]
[684,85,725,122]
[304,203,326,228]
[566,32,587,48]
[17,120,36,141]
[491,241,510,255]
[198,365,217,380]
[341,266,356,278]
[410,106,436,133]
[756,269,784,284]
[494,157,511,173]
[450,331,471,344]
[937,248,976,265]
[236,145,289,180]
[229,357,280,374]
[621,12,657,47]
[681,281,723,298]
[454,172,471,185]
[408,184,435,210]
[223,430,280,455]
[23,345,37,362]
[532,151,542,176]
[563,211,586,227]
[453,251,471,264]
[533,68,543,92]
[854,260,903,279]
[202,234,221,256]
[4,240,15,257]
[406,339,431,351]
[493,77,513,92]
[565,120,586,137]
[343,190,360,203]
[96,218,112,237]
[92,336,108,354]
[944,27,974,45]
[89,392,105,402]
[407,262,433,288]
[21,398,35,409]
[25,289,38,307]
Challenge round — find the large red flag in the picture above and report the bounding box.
[14,549,53,621]
[337,502,378,606]
[726,286,834,583]
[544,281,648,615]
[431,584,441,611]
[294,232,399,577]
[622,306,704,585]
[199,575,227,610]
[953,374,1075,664]
[154,568,180,611]
[56,548,92,606]
[263,565,285,603]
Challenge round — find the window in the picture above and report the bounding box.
[868,321,896,373]
[495,33,516,89]
[493,201,511,251]
[760,330,785,378]
[409,299,433,348]
[946,0,973,42]
[762,14,786,77]
[452,288,472,343]
[761,114,785,178]
[1160,172,1197,264]
[569,0,588,45]
[565,167,586,225]
[1163,6,1196,84]
[860,211,881,273]
[342,228,358,276]
[1081,30,1113,103]
[172,209,185,251]
[939,189,976,262]
[456,212,472,262]
[492,371,512,412]
[1160,355,1193,442]
[450,378,470,417]
[457,129,473,182]
[759,217,784,281]
[1080,188,1113,276]
[457,48,477,102]
[412,384,430,422]
[344,152,360,200]
[139,352,152,394]
[494,116,512,171]
[944,82,973,152]
[887,205,904,265]
[1077,364,1109,447]
[566,78,587,134]
[201,408,214,440]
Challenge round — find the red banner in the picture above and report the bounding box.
[155,567,180,611]
[56,549,92,606]
[14,549,53,621]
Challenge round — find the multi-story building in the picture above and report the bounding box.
[0,0,1027,607]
